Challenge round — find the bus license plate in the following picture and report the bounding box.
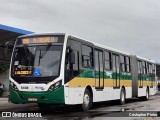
[28,98,37,102]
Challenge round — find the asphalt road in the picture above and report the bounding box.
[1,93,160,120]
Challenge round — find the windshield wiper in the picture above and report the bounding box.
[38,43,51,66]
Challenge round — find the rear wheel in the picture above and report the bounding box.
[146,88,149,100]
[140,88,149,101]
[120,88,126,105]
[82,89,91,112]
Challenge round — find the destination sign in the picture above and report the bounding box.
[15,71,32,75]
[22,37,56,44]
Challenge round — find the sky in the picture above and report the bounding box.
[0,0,160,62]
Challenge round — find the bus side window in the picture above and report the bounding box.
[104,51,112,70]
[143,61,149,75]
[152,64,155,76]
[82,45,93,68]
[152,64,156,85]
[120,55,130,72]
[126,56,130,72]
[120,55,125,72]
[72,50,79,75]
[148,63,152,75]
[65,47,80,80]
[145,62,149,75]
[143,61,146,75]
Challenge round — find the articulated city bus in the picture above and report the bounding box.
[9,33,157,111]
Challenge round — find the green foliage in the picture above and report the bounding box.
[0,64,9,73]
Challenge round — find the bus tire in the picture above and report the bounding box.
[146,88,149,100]
[140,88,149,101]
[82,89,91,112]
[120,88,126,105]
[38,103,50,111]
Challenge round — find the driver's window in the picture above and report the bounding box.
[65,39,81,82]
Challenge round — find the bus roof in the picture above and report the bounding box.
[136,56,155,63]
[69,34,155,63]
[17,33,155,63]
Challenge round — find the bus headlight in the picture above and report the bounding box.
[10,81,18,91]
[48,80,62,91]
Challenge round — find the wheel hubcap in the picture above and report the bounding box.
[83,94,90,107]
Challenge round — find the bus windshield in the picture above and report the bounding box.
[12,45,63,77]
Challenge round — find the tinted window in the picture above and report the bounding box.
[104,51,112,70]
[82,45,93,67]
[120,56,125,72]
[126,57,130,72]
[120,56,130,72]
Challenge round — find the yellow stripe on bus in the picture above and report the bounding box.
[68,77,155,88]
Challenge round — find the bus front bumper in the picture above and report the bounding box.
[9,86,65,104]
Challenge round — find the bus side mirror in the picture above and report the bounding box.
[69,51,75,64]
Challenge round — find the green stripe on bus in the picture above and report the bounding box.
[76,68,155,81]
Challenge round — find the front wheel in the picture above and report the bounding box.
[82,89,91,112]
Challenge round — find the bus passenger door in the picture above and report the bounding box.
[95,50,104,89]
[113,54,120,88]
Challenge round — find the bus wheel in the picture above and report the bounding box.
[120,88,126,105]
[140,88,149,101]
[82,89,91,112]
[38,103,50,111]
[146,88,149,100]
